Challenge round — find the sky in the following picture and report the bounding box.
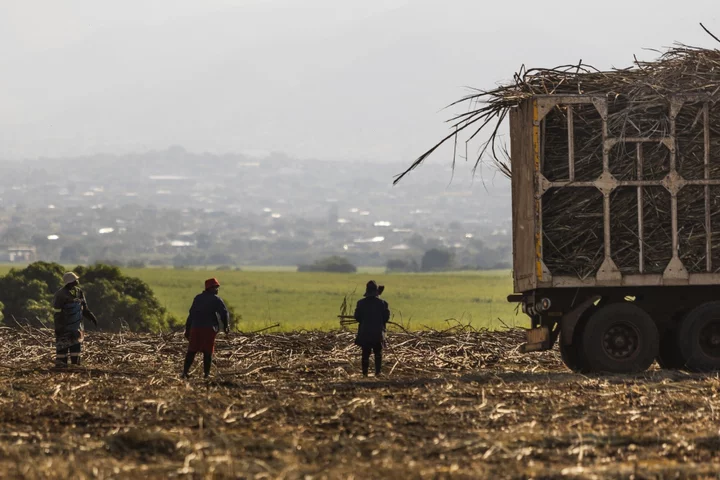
[1,0,718,176]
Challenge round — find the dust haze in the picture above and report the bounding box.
[0,0,716,268]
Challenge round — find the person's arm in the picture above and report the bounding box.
[217,297,230,333]
[79,289,98,326]
[185,299,195,339]
[52,290,67,309]
[383,300,390,325]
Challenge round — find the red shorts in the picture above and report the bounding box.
[188,327,218,354]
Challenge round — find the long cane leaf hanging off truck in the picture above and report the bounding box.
[399,42,720,373]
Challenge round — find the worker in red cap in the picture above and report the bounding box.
[182,277,230,379]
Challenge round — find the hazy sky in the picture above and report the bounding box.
[1,0,718,170]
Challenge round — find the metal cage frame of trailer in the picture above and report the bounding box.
[510,94,720,292]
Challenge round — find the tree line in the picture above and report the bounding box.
[1,262,176,332]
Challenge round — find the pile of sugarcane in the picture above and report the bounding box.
[399,40,720,278]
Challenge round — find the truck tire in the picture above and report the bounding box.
[580,303,659,373]
[656,328,686,369]
[678,302,720,372]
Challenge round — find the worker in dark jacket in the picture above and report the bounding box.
[52,272,98,367]
[354,280,390,377]
[182,277,230,379]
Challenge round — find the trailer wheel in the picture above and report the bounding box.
[678,302,720,372]
[580,303,659,373]
[656,329,686,369]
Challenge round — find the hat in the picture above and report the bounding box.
[364,280,380,297]
[62,272,79,286]
[205,278,220,290]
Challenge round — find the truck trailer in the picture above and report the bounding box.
[508,91,720,373]
[400,47,720,373]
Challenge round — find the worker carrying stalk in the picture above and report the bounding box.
[182,277,230,379]
[354,280,390,377]
[52,272,98,367]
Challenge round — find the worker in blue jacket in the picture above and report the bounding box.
[182,277,230,378]
[354,281,390,377]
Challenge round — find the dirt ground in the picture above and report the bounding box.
[1,325,720,479]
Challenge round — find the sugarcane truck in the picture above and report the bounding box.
[508,94,720,373]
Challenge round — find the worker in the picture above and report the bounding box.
[182,277,230,379]
[354,280,390,377]
[52,272,98,367]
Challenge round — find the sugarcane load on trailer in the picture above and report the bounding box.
[399,42,720,373]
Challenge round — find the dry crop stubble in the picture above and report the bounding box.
[1,325,720,478]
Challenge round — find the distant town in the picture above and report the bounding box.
[0,147,511,269]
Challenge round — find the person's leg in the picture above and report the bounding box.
[203,331,217,378]
[361,346,371,376]
[374,346,382,376]
[55,345,69,367]
[69,343,82,365]
[182,351,196,377]
[203,352,212,378]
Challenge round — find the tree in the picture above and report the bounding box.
[74,264,176,332]
[386,258,419,273]
[173,253,207,268]
[60,243,90,264]
[421,248,454,272]
[208,253,234,265]
[455,238,512,270]
[0,262,177,332]
[406,233,426,250]
[91,258,126,268]
[298,256,357,273]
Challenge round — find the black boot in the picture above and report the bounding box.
[69,344,82,366]
[182,351,196,378]
[55,347,69,368]
[361,347,370,377]
[374,348,382,376]
[203,353,212,378]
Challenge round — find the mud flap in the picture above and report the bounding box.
[520,326,550,353]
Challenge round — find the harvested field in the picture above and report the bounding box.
[2,325,720,479]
